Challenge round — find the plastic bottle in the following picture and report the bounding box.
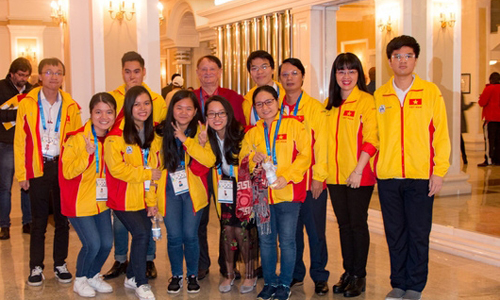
[262,160,277,186]
[151,213,163,241]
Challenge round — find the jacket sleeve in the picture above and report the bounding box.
[61,134,93,179]
[104,136,153,183]
[239,129,257,172]
[183,134,216,168]
[14,101,28,181]
[309,104,329,182]
[0,109,17,122]
[281,120,312,183]
[360,95,379,157]
[430,88,451,177]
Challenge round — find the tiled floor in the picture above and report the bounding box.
[1,150,500,299]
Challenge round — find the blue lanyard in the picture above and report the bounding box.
[199,89,205,115]
[217,164,234,178]
[263,114,282,165]
[142,148,149,166]
[38,91,62,132]
[252,86,280,124]
[281,92,303,116]
[91,125,100,174]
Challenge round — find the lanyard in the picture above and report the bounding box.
[263,114,282,165]
[281,92,303,116]
[142,148,149,166]
[38,91,62,132]
[199,89,205,115]
[217,164,234,178]
[91,125,101,174]
[252,86,280,124]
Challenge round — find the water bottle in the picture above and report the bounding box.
[151,213,163,241]
[262,160,277,186]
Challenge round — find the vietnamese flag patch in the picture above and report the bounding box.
[409,99,422,105]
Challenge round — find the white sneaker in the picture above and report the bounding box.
[87,273,113,293]
[124,276,137,289]
[135,284,155,300]
[73,277,96,297]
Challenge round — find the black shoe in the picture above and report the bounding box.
[27,266,44,286]
[0,227,9,240]
[146,261,157,279]
[290,278,303,287]
[22,223,31,234]
[167,276,183,294]
[255,266,263,278]
[187,275,200,293]
[314,280,329,295]
[478,161,490,167]
[234,269,241,280]
[54,263,73,283]
[198,268,209,280]
[333,272,350,294]
[103,260,128,279]
[343,275,366,297]
[257,284,277,300]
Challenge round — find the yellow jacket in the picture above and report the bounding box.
[103,119,159,211]
[240,115,311,204]
[374,74,450,179]
[14,87,82,181]
[59,121,109,217]
[110,83,167,123]
[155,126,210,214]
[325,87,379,185]
[243,81,286,125]
[281,91,328,189]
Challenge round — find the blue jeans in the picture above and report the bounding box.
[112,211,156,262]
[69,210,113,278]
[0,142,31,227]
[164,179,203,277]
[114,209,151,287]
[258,201,301,287]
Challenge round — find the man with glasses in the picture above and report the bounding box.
[374,35,450,300]
[14,58,82,286]
[243,50,285,125]
[0,57,33,240]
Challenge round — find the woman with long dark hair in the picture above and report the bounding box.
[104,85,162,300]
[325,53,379,297]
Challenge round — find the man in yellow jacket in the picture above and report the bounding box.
[374,36,450,300]
[14,58,82,286]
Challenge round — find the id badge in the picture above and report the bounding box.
[96,178,107,201]
[169,169,189,195]
[217,179,233,204]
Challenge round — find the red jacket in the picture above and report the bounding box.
[479,84,500,122]
[193,87,246,126]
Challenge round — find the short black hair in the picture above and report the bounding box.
[246,50,274,72]
[489,72,500,84]
[121,51,145,68]
[9,57,32,75]
[197,55,222,69]
[171,73,181,81]
[386,35,420,59]
[252,85,278,106]
[89,92,117,113]
[38,58,65,75]
[279,58,305,77]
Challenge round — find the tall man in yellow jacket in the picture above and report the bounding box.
[15,58,82,286]
[374,36,450,300]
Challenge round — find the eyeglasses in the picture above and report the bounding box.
[250,64,270,72]
[43,71,64,77]
[206,111,227,119]
[391,54,416,61]
[254,99,276,108]
[336,69,358,76]
[281,71,301,78]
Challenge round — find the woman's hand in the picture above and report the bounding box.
[346,170,362,189]
[147,206,158,217]
[83,132,96,155]
[151,169,162,181]
[252,152,267,164]
[198,121,208,147]
[271,176,287,190]
[172,121,187,143]
[311,179,323,199]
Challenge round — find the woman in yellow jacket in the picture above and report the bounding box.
[325,53,379,298]
[60,93,116,297]
[103,86,162,300]
[240,85,311,300]
[153,90,208,294]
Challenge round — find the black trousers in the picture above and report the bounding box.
[328,184,373,278]
[29,160,69,269]
[485,121,500,164]
[377,179,433,292]
[198,172,213,272]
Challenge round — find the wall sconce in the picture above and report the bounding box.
[21,47,38,60]
[109,0,135,21]
[378,16,392,32]
[50,0,67,25]
[440,12,455,28]
[158,2,165,25]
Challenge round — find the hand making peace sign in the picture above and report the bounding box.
[197,121,208,147]
[83,132,96,154]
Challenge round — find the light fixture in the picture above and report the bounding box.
[158,2,164,25]
[50,0,67,25]
[490,60,498,66]
[109,0,135,22]
[440,12,456,28]
[378,16,392,32]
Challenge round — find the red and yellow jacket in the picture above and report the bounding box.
[240,115,311,204]
[243,81,286,125]
[103,119,160,211]
[154,126,210,215]
[59,121,109,217]
[110,83,167,123]
[324,86,378,186]
[374,74,450,179]
[14,87,82,182]
[281,91,328,190]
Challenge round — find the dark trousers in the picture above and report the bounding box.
[485,121,500,164]
[198,171,212,272]
[328,184,373,278]
[114,209,151,287]
[29,160,69,270]
[377,179,434,292]
[293,190,329,282]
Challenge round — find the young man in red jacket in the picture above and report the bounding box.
[478,72,500,166]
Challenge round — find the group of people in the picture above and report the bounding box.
[0,34,450,300]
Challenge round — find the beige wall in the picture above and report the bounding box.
[0,27,10,75]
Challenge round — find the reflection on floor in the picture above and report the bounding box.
[2,150,500,299]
